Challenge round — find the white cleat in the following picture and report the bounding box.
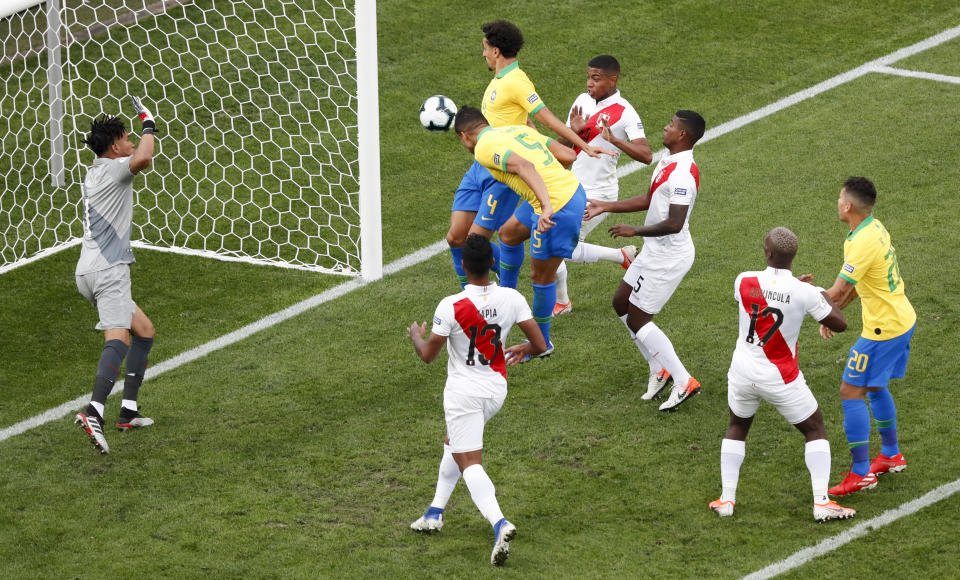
[658,378,702,412]
[410,513,443,532]
[641,368,672,400]
[75,412,109,455]
[620,245,637,269]
[813,500,856,522]
[709,498,735,517]
[491,519,516,566]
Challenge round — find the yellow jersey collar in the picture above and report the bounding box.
[846,214,874,241]
[496,61,519,79]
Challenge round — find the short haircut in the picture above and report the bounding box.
[766,226,798,261]
[588,55,620,75]
[462,233,493,277]
[842,176,877,212]
[675,110,705,144]
[82,115,127,156]
[481,20,524,58]
[454,106,489,134]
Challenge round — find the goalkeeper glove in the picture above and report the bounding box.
[131,96,157,135]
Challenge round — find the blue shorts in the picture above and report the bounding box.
[513,185,586,260]
[842,323,915,387]
[451,161,520,231]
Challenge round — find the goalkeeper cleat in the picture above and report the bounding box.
[552,301,572,316]
[116,408,154,431]
[829,471,878,496]
[642,368,672,400]
[709,498,735,517]
[75,411,109,455]
[658,377,701,412]
[490,518,516,566]
[870,452,906,475]
[410,507,444,533]
[814,500,856,522]
[620,245,637,270]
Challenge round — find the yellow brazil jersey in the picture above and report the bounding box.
[839,215,916,340]
[474,126,580,215]
[481,61,545,127]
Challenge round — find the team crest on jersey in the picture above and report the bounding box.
[490,90,497,102]
[843,263,855,274]
[527,94,539,104]
[597,112,611,127]
[675,187,687,196]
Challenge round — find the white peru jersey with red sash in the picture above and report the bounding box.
[431,283,533,398]
[641,149,699,255]
[565,90,645,191]
[730,267,833,385]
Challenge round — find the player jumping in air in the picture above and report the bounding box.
[553,54,653,315]
[709,227,855,522]
[584,111,705,411]
[74,98,158,454]
[806,177,916,497]
[408,233,547,566]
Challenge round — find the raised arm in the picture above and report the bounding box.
[600,122,652,164]
[533,106,614,158]
[584,192,652,220]
[129,96,156,175]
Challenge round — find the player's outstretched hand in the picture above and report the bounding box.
[584,200,607,220]
[569,105,587,133]
[130,96,157,134]
[583,144,618,158]
[407,321,427,342]
[536,212,556,233]
[608,224,638,238]
[798,273,814,283]
[504,343,531,366]
[819,324,835,340]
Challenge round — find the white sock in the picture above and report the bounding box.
[121,399,138,412]
[620,314,658,374]
[462,464,504,526]
[572,241,622,264]
[555,261,569,304]
[720,438,746,502]
[430,445,461,509]
[805,439,831,504]
[635,322,692,386]
[89,401,105,418]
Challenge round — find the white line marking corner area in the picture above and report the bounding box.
[3,21,960,576]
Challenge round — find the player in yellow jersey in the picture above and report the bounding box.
[806,177,916,496]
[454,106,585,360]
[445,20,611,289]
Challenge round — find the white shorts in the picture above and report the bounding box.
[726,369,819,425]
[443,390,505,454]
[623,247,694,314]
[75,263,137,331]
[579,186,619,240]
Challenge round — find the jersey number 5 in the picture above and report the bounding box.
[465,323,502,366]
[745,304,784,347]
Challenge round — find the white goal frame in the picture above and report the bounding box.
[0,0,382,280]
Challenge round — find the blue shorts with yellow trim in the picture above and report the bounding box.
[842,323,915,387]
[451,162,519,232]
[513,185,586,260]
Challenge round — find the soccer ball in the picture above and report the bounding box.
[419,95,457,132]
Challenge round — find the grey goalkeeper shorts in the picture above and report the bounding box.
[75,263,137,331]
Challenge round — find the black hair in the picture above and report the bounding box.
[481,20,524,58]
[454,106,489,134]
[842,176,877,209]
[462,233,493,277]
[588,55,620,75]
[675,110,705,144]
[82,115,127,156]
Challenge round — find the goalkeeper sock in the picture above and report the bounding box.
[719,438,746,502]
[449,246,467,289]
[842,398,871,475]
[90,339,129,411]
[498,242,524,289]
[462,464,504,527]
[867,387,900,457]
[532,281,556,348]
[122,336,153,411]
[804,439,831,503]
[429,445,461,510]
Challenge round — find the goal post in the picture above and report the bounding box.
[0,0,382,279]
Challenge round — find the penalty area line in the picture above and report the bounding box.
[742,477,960,580]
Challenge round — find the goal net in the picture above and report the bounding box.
[0,0,381,277]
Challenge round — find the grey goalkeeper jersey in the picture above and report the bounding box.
[75,156,136,275]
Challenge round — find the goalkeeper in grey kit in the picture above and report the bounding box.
[74,97,158,455]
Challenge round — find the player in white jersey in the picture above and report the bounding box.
[709,227,856,522]
[584,111,705,411]
[407,234,546,566]
[553,55,653,316]
[73,99,157,455]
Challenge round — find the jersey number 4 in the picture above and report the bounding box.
[465,323,502,366]
[745,304,784,347]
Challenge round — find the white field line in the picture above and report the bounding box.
[0,241,446,443]
[3,24,960,446]
[874,65,960,85]
[742,478,960,580]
